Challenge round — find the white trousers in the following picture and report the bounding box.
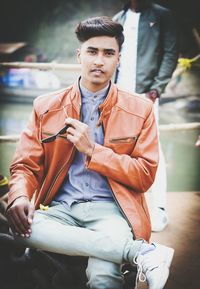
[146,99,167,211]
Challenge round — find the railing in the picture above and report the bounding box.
[0,62,81,71]
[0,122,200,143]
[158,122,200,132]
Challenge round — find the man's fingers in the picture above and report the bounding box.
[67,126,76,136]
[18,206,31,229]
[8,220,19,236]
[6,197,34,237]
[8,212,25,235]
[65,117,79,125]
[65,117,94,156]
[8,214,19,235]
[65,118,87,132]
[7,209,20,234]
[65,117,78,128]
[12,208,29,233]
[67,134,77,144]
[66,123,86,144]
[27,204,35,225]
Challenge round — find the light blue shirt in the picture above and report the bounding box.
[55,83,114,206]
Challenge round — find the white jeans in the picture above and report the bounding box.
[146,99,167,211]
[15,201,143,289]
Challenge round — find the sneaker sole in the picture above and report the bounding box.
[162,245,174,267]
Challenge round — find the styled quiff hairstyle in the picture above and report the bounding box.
[75,16,124,51]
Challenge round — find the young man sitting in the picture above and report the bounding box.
[6,16,174,289]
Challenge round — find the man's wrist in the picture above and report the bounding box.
[11,196,29,206]
[86,142,95,157]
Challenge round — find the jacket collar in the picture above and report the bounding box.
[65,80,118,126]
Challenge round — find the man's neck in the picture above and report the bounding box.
[130,0,137,12]
[79,78,110,93]
[129,0,150,12]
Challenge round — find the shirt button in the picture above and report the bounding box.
[90,117,94,121]
[94,95,97,99]
[85,183,89,187]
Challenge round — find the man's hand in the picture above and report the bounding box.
[65,118,95,157]
[145,89,159,103]
[6,197,35,238]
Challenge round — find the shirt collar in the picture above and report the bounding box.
[79,81,110,102]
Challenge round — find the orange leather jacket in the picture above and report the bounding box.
[8,82,159,241]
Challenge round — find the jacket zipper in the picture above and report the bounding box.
[101,120,136,239]
[42,146,76,203]
[109,136,138,143]
[108,182,136,239]
[41,102,81,204]
[42,131,68,140]
[39,108,74,203]
[39,110,49,140]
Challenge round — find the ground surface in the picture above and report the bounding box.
[138,191,200,289]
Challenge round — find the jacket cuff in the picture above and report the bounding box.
[85,143,104,169]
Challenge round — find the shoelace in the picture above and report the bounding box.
[133,255,146,289]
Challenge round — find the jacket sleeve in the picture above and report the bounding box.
[86,104,159,193]
[150,9,178,95]
[8,102,45,207]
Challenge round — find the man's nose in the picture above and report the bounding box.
[94,54,104,66]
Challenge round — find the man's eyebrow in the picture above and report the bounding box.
[87,46,98,51]
[104,48,116,54]
[87,47,116,53]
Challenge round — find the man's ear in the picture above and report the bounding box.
[76,48,81,64]
[115,51,120,69]
[117,52,121,66]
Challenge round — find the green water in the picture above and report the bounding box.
[0,101,200,191]
[161,130,200,191]
[0,102,32,179]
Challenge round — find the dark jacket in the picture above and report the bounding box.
[114,3,178,96]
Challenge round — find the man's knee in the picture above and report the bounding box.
[86,257,123,289]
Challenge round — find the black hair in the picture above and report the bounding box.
[75,16,124,51]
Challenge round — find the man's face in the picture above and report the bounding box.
[77,36,120,92]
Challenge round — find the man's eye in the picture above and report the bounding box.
[105,52,114,56]
[88,50,96,55]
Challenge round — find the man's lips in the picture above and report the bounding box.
[91,69,104,74]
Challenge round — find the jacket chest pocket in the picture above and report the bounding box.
[107,136,138,154]
[41,131,69,142]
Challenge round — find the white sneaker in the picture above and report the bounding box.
[134,243,174,289]
[151,208,169,232]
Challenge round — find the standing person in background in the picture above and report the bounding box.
[113,0,178,232]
